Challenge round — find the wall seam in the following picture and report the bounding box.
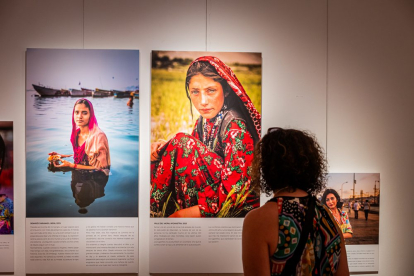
[325,0,329,158]
[83,0,85,49]
[206,0,208,51]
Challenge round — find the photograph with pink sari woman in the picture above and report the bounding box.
[26,49,139,218]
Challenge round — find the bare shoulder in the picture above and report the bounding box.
[242,202,279,276]
[244,203,278,233]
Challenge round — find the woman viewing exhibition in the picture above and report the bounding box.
[49,98,111,175]
[322,189,353,239]
[242,128,349,276]
[150,56,261,218]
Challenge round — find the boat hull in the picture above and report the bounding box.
[92,89,112,97]
[113,91,132,98]
[70,89,92,97]
[32,84,62,97]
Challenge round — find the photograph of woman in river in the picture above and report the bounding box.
[150,52,262,218]
[26,49,139,217]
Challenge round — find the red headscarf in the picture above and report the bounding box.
[189,56,262,141]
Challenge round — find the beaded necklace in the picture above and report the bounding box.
[202,105,227,151]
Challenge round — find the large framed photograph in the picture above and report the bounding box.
[150,51,262,218]
[26,49,139,218]
[321,173,380,274]
[25,49,139,274]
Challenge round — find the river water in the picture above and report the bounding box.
[26,91,139,217]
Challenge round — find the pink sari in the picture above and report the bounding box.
[70,99,110,170]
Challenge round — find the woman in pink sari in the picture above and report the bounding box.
[49,99,110,175]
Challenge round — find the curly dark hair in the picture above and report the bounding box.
[321,189,341,208]
[251,128,327,196]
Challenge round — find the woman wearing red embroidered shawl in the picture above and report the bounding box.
[49,99,110,174]
[150,56,261,218]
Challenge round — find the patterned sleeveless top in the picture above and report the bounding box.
[269,196,342,276]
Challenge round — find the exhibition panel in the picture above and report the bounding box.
[0,121,14,273]
[149,51,261,272]
[25,49,139,274]
[325,173,380,274]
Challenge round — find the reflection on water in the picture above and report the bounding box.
[26,92,138,217]
[47,164,109,214]
[71,170,109,215]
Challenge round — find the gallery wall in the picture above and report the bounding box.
[0,0,413,275]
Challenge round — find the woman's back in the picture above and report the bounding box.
[242,128,349,276]
[270,196,342,275]
[243,192,349,276]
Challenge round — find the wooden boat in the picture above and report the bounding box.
[70,88,92,97]
[70,89,83,97]
[113,90,132,98]
[92,88,112,97]
[81,88,93,96]
[32,84,61,97]
[60,89,71,96]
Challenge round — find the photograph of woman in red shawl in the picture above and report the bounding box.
[150,54,261,218]
[49,98,110,174]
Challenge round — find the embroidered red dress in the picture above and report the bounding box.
[150,56,261,217]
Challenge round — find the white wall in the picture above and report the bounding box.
[0,0,413,275]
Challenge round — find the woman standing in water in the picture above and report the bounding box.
[150,56,261,218]
[49,98,110,175]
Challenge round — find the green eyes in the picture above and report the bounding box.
[190,89,216,95]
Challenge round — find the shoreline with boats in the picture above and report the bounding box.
[31,84,139,98]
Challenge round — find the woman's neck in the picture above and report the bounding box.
[79,126,89,136]
[330,207,340,215]
[273,188,308,197]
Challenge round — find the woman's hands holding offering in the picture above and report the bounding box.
[54,159,75,168]
[48,152,73,158]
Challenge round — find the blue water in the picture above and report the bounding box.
[26,92,139,217]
